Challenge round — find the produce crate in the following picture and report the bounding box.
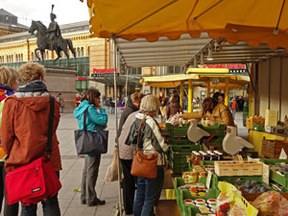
[168,137,193,145]
[166,123,190,137]
[174,177,218,203]
[171,149,191,163]
[271,170,288,190]
[171,143,201,152]
[199,124,226,137]
[262,137,288,159]
[170,149,191,174]
[214,161,263,176]
[170,160,189,174]
[261,158,288,190]
[179,189,218,216]
[174,178,219,216]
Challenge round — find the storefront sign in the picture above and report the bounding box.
[91,68,119,77]
[200,64,249,73]
[75,77,88,81]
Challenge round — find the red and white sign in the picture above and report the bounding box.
[200,64,247,69]
[92,68,118,74]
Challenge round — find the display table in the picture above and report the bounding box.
[248,130,287,157]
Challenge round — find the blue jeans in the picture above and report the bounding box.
[20,172,60,216]
[21,195,60,216]
[133,166,164,216]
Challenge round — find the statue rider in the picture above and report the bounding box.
[47,5,62,51]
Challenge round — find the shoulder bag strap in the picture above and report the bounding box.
[136,117,146,150]
[46,96,55,159]
[83,107,89,131]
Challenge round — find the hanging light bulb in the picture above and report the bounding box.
[207,45,213,61]
[200,52,204,65]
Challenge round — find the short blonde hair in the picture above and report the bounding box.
[20,62,46,84]
[140,95,160,112]
[0,66,19,87]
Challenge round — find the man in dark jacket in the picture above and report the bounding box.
[116,92,143,215]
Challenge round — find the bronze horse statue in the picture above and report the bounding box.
[29,20,76,61]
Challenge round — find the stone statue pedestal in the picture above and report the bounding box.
[45,68,77,113]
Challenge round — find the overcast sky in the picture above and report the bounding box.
[1,0,90,27]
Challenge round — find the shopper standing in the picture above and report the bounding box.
[116,92,143,215]
[1,62,62,216]
[74,87,108,206]
[127,95,169,216]
[0,67,19,216]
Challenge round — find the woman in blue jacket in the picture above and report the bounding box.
[74,87,108,206]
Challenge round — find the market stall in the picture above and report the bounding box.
[141,68,250,112]
[81,1,288,215]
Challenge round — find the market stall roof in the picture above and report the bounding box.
[140,69,250,89]
[115,36,285,68]
[82,0,287,72]
[86,0,288,50]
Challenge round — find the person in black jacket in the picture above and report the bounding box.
[116,92,143,215]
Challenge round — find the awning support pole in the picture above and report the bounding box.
[112,37,123,216]
[225,77,229,106]
[180,81,184,108]
[188,79,193,112]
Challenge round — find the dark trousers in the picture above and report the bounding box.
[0,162,19,216]
[20,172,60,216]
[120,159,135,215]
[81,154,101,204]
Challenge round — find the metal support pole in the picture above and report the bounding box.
[112,38,123,216]
[188,79,193,112]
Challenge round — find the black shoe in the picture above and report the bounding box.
[81,201,86,205]
[87,199,106,206]
[96,198,106,205]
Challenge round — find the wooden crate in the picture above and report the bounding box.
[214,161,263,176]
[262,138,288,159]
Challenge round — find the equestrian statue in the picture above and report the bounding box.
[29,5,76,62]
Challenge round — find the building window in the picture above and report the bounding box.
[81,47,84,57]
[77,47,80,57]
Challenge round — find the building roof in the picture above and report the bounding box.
[0,8,16,17]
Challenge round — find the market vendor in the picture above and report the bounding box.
[212,92,235,126]
[175,96,235,127]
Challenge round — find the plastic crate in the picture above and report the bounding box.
[168,137,192,145]
[200,124,226,137]
[174,177,218,204]
[261,159,288,190]
[171,148,191,162]
[171,144,201,152]
[166,123,190,137]
[174,178,219,216]
[171,161,189,174]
